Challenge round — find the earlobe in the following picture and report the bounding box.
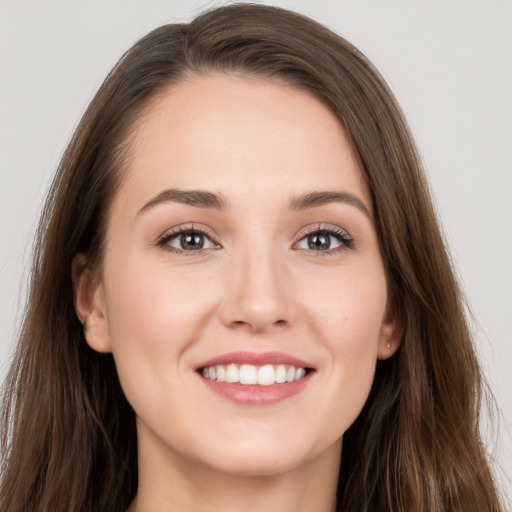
[72,254,112,353]
[377,302,403,360]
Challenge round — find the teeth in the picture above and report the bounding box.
[275,364,287,383]
[226,364,239,383]
[216,365,226,382]
[239,364,257,384]
[201,363,308,385]
[257,365,275,386]
[295,368,306,380]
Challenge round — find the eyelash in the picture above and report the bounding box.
[156,224,219,256]
[293,224,354,255]
[156,223,353,256]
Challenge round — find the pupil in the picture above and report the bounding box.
[308,233,330,250]
[182,233,204,250]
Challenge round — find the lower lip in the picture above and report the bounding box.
[199,373,312,406]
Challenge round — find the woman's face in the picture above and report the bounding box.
[77,73,400,477]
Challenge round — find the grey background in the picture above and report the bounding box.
[1,0,510,503]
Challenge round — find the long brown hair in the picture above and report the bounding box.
[0,4,504,511]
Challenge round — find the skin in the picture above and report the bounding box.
[74,73,401,512]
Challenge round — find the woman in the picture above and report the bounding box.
[0,4,504,511]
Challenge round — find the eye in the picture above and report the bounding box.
[158,228,216,253]
[295,227,353,252]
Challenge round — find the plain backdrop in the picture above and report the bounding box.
[1,0,511,502]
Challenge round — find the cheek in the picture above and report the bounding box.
[105,258,217,353]
[101,262,222,445]
[101,257,219,406]
[305,263,387,352]
[301,264,387,431]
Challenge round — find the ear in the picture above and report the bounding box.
[377,300,403,360]
[72,254,112,353]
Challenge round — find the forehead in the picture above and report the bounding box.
[116,72,370,214]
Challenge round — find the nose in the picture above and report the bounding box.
[219,246,294,334]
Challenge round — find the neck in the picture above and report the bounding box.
[129,428,341,512]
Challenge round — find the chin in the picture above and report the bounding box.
[203,449,308,477]
[193,430,331,477]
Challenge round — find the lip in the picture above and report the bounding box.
[200,377,312,406]
[195,350,313,370]
[195,351,315,406]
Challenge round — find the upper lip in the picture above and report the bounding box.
[195,351,314,370]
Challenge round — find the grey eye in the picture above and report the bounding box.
[296,232,343,251]
[167,232,214,251]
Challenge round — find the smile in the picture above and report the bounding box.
[196,351,315,406]
[201,363,307,385]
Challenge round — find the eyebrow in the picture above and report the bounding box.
[289,191,372,219]
[138,188,372,219]
[138,189,228,214]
